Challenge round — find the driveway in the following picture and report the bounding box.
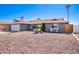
[76,34,79,38]
[0,31,79,54]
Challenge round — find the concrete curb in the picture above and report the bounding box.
[72,33,79,43]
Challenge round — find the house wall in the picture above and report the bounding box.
[29,24,35,31]
[5,25,10,31]
[45,23,65,32]
[11,24,20,31]
[10,24,30,31]
[58,23,65,32]
[8,25,11,31]
[9,23,67,32]
[20,24,30,31]
[45,23,50,32]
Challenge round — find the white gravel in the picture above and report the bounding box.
[0,31,79,54]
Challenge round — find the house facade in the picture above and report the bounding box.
[26,18,70,33]
[0,18,73,33]
[10,24,30,31]
[45,22,67,32]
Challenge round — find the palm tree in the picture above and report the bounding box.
[66,4,71,22]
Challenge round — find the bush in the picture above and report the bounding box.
[35,24,42,29]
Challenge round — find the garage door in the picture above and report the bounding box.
[11,24,20,31]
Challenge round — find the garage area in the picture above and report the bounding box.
[11,24,20,31]
[10,24,30,31]
[0,23,10,31]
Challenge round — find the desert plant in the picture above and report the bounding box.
[35,24,42,29]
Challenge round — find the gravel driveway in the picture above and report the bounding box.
[76,34,79,38]
[0,31,79,54]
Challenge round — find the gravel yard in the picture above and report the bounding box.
[76,34,79,38]
[0,31,79,54]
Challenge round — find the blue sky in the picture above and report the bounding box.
[0,4,79,24]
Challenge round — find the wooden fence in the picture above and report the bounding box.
[64,24,73,33]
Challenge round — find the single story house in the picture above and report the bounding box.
[0,18,73,33]
[27,18,70,33]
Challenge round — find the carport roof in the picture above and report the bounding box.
[0,22,11,24]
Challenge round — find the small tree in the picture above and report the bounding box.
[35,24,43,33]
[13,18,19,22]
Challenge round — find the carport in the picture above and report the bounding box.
[0,22,10,31]
[10,22,30,31]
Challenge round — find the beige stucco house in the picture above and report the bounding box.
[0,18,73,33]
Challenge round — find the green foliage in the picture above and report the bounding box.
[13,19,19,22]
[41,25,45,29]
[35,24,42,29]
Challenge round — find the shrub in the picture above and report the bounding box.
[35,24,42,29]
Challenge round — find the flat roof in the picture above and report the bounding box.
[0,18,69,25]
[0,22,11,24]
[0,21,69,25]
[12,21,69,24]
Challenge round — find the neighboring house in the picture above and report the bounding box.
[0,18,73,33]
[0,22,10,31]
[73,25,79,33]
